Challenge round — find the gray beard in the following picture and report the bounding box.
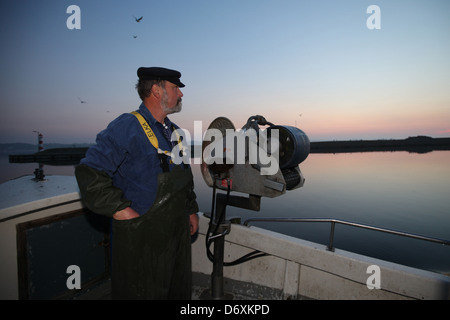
[161,91,182,114]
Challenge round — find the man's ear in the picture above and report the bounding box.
[151,84,162,99]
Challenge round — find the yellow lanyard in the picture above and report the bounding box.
[131,111,183,160]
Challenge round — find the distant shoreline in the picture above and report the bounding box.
[310,136,450,154]
[6,136,450,165]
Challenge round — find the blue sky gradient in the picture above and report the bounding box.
[1,0,449,143]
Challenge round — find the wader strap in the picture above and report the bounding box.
[131,111,185,171]
[159,154,170,172]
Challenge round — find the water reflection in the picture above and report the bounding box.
[192,151,450,274]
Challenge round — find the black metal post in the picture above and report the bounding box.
[211,229,225,298]
[210,193,228,299]
[207,193,261,299]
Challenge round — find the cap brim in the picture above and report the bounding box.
[167,79,185,88]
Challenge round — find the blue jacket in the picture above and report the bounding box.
[77,103,195,216]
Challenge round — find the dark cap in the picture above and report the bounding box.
[137,67,185,88]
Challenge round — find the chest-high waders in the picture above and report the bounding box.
[111,112,193,299]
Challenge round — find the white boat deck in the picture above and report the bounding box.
[0,175,80,221]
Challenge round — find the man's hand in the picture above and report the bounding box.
[113,207,140,220]
[113,209,198,235]
[189,213,199,235]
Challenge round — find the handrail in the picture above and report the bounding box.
[243,217,450,252]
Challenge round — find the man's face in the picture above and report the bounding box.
[161,81,183,114]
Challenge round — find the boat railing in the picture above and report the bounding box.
[243,217,450,252]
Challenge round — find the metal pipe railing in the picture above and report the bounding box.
[243,217,450,252]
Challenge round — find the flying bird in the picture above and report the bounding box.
[78,97,87,104]
[133,35,138,38]
[133,15,143,22]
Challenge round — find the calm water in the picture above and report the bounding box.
[1,151,449,274]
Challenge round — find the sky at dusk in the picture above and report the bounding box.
[0,0,449,144]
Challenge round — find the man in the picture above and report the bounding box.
[75,67,199,299]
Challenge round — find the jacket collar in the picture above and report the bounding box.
[138,103,173,129]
